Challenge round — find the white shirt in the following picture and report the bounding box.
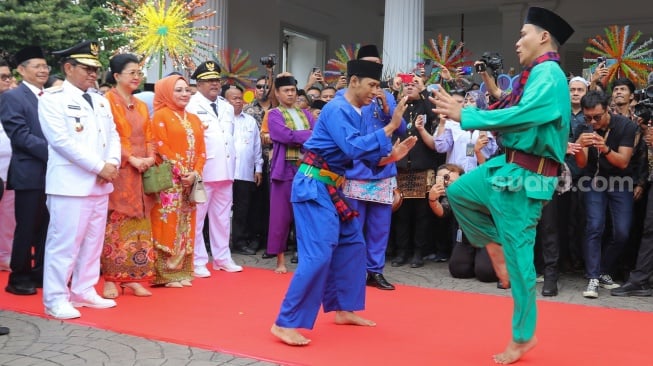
[186,93,236,182]
[233,112,263,182]
[0,123,11,181]
[433,119,498,172]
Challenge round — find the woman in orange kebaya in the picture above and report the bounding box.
[150,75,206,287]
[101,54,156,298]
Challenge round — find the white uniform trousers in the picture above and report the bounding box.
[0,185,15,266]
[194,180,234,267]
[43,194,109,308]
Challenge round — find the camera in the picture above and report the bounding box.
[597,56,607,64]
[633,85,653,122]
[475,63,487,73]
[260,54,277,67]
[478,52,503,76]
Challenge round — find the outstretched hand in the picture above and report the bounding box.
[430,87,462,122]
[379,136,418,166]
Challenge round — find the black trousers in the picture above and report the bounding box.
[391,198,435,258]
[232,179,258,246]
[536,192,560,281]
[8,189,49,285]
[628,186,653,285]
[251,156,270,244]
[449,235,497,283]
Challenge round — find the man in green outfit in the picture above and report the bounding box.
[432,6,574,365]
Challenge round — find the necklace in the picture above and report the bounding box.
[172,110,188,123]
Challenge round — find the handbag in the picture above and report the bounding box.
[190,175,207,203]
[396,169,436,198]
[142,161,174,194]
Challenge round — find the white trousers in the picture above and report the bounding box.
[0,184,15,264]
[43,194,108,308]
[194,180,234,267]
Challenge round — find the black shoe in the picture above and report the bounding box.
[5,282,37,296]
[0,326,9,336]
[261,252,277,259]
[497,281,511,290]
[247,239,261,252]
[366,272,395,290]
[611,281,653,297]
[233,245,256,255]
[541,280,558,296]
[409,255,424,268]
[290,252,298,264]
[391,256,406,267]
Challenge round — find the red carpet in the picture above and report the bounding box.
[0,268,651,365]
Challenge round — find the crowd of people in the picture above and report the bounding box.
[1,7,653,362]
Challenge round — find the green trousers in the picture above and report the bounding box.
[447,160,545,343]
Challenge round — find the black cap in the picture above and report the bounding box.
[191,61,221,80]
[346,60,383,81]
[357,45,380,60]
[52,40,102,68]
[14,46,46,66]
[524,7,574,46]
[275,75,297,89]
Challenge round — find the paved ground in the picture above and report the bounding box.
[1,252,651,365]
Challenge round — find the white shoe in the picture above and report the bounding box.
[213,259,243,273]
[71,293,117,309]
[193,266,211,278]
[45,302,81,319]
[0,259,10,272]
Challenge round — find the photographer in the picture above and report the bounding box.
[612,81,653,297]
[474,52,504,101]
[427,164,498,283]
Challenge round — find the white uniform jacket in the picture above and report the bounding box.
[38,81,121,196]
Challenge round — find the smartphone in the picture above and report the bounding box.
[461,66,473,75]
[424,59,434,78]
[312,67,320,74]
[399,73,414,84]
[427,84,439,93]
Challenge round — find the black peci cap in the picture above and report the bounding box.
[346,60,383,81]
[356,44,380,60]
[274,75,297,89]
[524,7,574,46]
[14,46,46,66]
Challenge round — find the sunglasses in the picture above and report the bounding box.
[584,112,605,122]
[255,84,266,89]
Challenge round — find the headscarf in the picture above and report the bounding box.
[153,75,187,113]
[465,90,487,110]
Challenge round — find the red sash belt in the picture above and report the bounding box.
[505,148,559,177]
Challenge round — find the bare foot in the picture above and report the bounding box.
[270,324,311,346]
[274,264,288,274]
[165,281,183,288]
[486,243,510,289]
[493,337,538,364]
[334,311,376,326]
[103,281,119,299]
[180,279,192,287]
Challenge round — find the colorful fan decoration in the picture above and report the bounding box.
[418,35,473,84]
[107,0,218,78]
[213,48,258,89]
[325,43,360,84]
[584,25,653,87]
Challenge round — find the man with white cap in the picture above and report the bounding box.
[433,6,574,364]
[39,40,121,319]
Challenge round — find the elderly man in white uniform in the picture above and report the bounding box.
[187,61,242,278]
[39,40,121,319]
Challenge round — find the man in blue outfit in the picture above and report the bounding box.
[342,44,406,290]
[271,59,417,346]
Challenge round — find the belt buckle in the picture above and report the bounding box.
[537,158,546,175]
[303,164,315,177]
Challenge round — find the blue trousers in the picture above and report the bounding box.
[275,198,366,329]
[350,199,392,274]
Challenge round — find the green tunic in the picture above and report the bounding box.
[447,61,570,343]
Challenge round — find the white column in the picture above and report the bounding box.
[382,0,424,75]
